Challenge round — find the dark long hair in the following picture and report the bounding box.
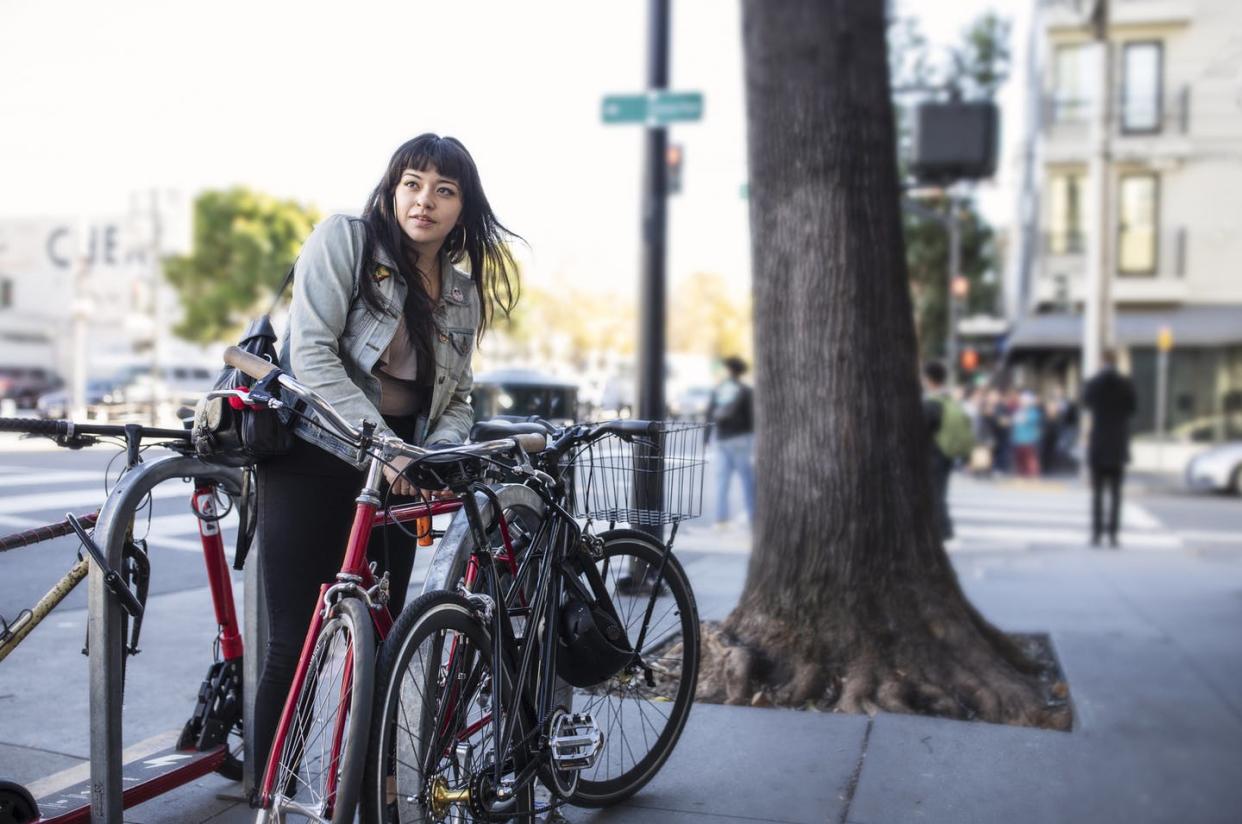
[356,134,521,362]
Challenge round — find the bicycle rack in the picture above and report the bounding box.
[85,455,245,823]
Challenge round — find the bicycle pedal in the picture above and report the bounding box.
[548,713,603,771]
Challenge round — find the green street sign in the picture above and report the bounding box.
[651,91,703,124]
[601,91,705,126]
[602,95,648,124]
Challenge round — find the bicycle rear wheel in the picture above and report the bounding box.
[567,530,700,807]
[364,590,532,824]
[266,597,374,824]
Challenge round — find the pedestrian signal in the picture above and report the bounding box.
[960,348,979,371]
[667,144,683,195]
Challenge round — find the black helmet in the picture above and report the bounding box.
[555,593,634,688]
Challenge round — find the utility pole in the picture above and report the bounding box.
[149,189,163,426]
[946,195,961,391]
[635,0,670,544]
[638,0,670,426]
[70,220,92,421]
[1082,0,1114,382]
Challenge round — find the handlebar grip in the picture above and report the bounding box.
[223,346,278,381]
[514,433,548,453]
[0,417,67,436]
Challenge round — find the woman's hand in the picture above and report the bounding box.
[382,455,451,501]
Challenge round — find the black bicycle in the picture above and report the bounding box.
[363,415,707,822]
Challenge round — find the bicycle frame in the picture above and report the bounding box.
[255,457,471,811]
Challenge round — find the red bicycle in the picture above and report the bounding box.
[217,348,547,824]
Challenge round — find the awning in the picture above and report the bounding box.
[1005,304,1242,351]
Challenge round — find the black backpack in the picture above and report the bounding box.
[190,265,297,468]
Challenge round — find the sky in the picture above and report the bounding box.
[0,0,1029,297]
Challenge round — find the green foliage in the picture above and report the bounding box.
[950,12,1012,99]
[164,188,320,343]
[903,195,998,360]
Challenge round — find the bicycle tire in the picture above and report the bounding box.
[567,529,700,807]
[363,590,532,824]
[266,597,374,824]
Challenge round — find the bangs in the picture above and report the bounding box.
[393,134,472,187]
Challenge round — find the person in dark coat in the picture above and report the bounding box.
[1083,350,1138,547]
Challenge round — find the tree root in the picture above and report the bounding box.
[696,618,1072,732]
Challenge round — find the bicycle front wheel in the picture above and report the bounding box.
[568,529,700,807]
[268,597,374,824]
[364,590,532,824]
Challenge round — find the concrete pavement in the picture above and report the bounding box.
[2,471,1240,823]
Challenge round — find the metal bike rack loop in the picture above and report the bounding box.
[87,455,243,823]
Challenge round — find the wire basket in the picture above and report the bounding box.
[564,421,710,526]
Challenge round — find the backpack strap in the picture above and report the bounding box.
[264,259,297,316]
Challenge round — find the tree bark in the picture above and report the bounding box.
[711,0,1066,729]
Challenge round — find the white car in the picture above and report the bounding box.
[1185,442,1242,495]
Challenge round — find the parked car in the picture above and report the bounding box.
[105,364,216,408]
[1185,442,1242,495]
[0,366,62,409]
[36,378,121,419]
[471,369,579,425]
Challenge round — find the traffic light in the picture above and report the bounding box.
[961,348,979,372]
[667,144,683,195]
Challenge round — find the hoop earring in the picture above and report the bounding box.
[454,225,468,256]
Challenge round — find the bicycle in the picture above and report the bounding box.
[0,417,248,821]
[214,348,550,824]
[222,348,706,823]
[362,416,707,820]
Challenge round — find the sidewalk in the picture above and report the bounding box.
[6,493,1241,823]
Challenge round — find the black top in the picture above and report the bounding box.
[1083,368,1137,470]
[706,379,753,440]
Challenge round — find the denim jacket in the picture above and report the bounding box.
[277,214,480,466]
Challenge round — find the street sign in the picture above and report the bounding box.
[602,95,648,124]
[651,91,703,124]
[601,91,704,126]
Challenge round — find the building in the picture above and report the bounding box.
[0,193,198,399]
[1006,0,1242,442]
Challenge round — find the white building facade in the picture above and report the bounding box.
[1007,0,1242,441]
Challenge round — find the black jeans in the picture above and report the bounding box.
[252,415,422,771]
[1091,466,1124,542]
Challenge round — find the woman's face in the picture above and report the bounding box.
[394,165,464,253]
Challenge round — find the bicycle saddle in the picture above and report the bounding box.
[469,419,552,444]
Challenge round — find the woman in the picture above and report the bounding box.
[253,134,520,771]
[1011,390,1043,478]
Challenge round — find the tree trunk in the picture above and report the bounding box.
[710,0,1066,729]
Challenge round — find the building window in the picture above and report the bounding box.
[1052,44,1091,124]
[0,278,12,309]
[1121,41,1163,133]
[1118,174,1159,274]
[1048,173,1085,253]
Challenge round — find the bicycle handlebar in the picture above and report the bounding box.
[0,417,189,441]
[222,346,548,465]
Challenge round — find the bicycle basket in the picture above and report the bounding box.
[564,421,710,526]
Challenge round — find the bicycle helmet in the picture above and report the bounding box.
[555,591,634,688]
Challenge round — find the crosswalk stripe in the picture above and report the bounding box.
[951,504,1163,531]
[0,482,192,516]
[952,524,1182,550]
[0,470,111,489]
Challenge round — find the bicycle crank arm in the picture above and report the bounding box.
[66,513,145,619]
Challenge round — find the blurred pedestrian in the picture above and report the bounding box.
[1040,389,1065,474]
[1083,350,1138,548]
[923,361,973,540]
[985,388,1014,474]
[706,355,755,526]
[1011,391,1043,477]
